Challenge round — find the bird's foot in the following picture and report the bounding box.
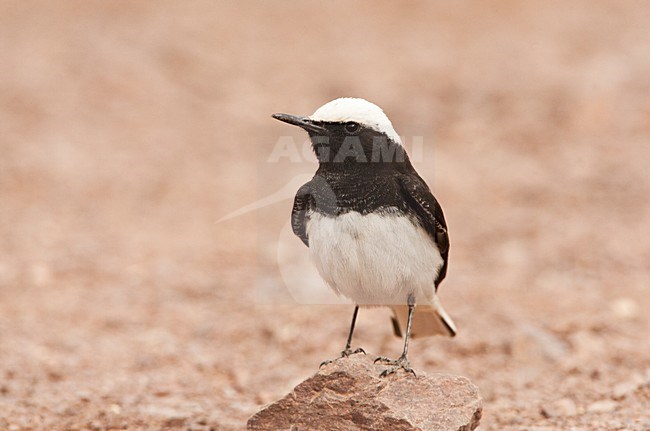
[319,347,366,368]
[342,347,366,357]
[374,354,416,377]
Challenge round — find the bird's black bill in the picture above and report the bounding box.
[272,113,327,134]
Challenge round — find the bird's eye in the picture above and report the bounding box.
[344,122,360,134]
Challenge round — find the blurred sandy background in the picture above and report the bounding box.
[0,1,649,430]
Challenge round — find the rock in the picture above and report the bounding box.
[587,399,617,413]
[139,405,191,427]
[610,297,639,319]
[612,373,645,399]
[540,398,577,418]
[612,381,639,399]
[247,354,482,431]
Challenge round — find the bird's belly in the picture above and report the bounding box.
[306,210,443,305]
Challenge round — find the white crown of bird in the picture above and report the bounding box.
[310,98,402,145]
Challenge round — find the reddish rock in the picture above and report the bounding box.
[247,354,482,431]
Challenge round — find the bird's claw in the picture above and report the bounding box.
[342,347,366,357]
[375,355,416,377]
[319,347,366,368]
[380,365,416,378]
[319,359,333,368]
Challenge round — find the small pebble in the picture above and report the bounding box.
[612,381,639,399]
[587,399,617,413]
[611,298,639,319]
[109,403,122,414]
[76,390,91,402]
[541,398,577,417]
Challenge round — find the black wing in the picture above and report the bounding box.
[397,174,449,288]
[291,182,311,247]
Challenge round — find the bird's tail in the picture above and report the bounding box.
[390,295,457,338]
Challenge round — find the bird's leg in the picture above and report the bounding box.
[342,305,365,356]
[320,305,365,367]
[375,294,416,377]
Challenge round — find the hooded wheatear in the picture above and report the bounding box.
[273,98,456,376]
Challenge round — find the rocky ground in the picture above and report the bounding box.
[0,1,649,430]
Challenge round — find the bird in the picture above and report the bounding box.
[272,98,456,376]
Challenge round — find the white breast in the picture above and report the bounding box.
[306,210,443,305]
